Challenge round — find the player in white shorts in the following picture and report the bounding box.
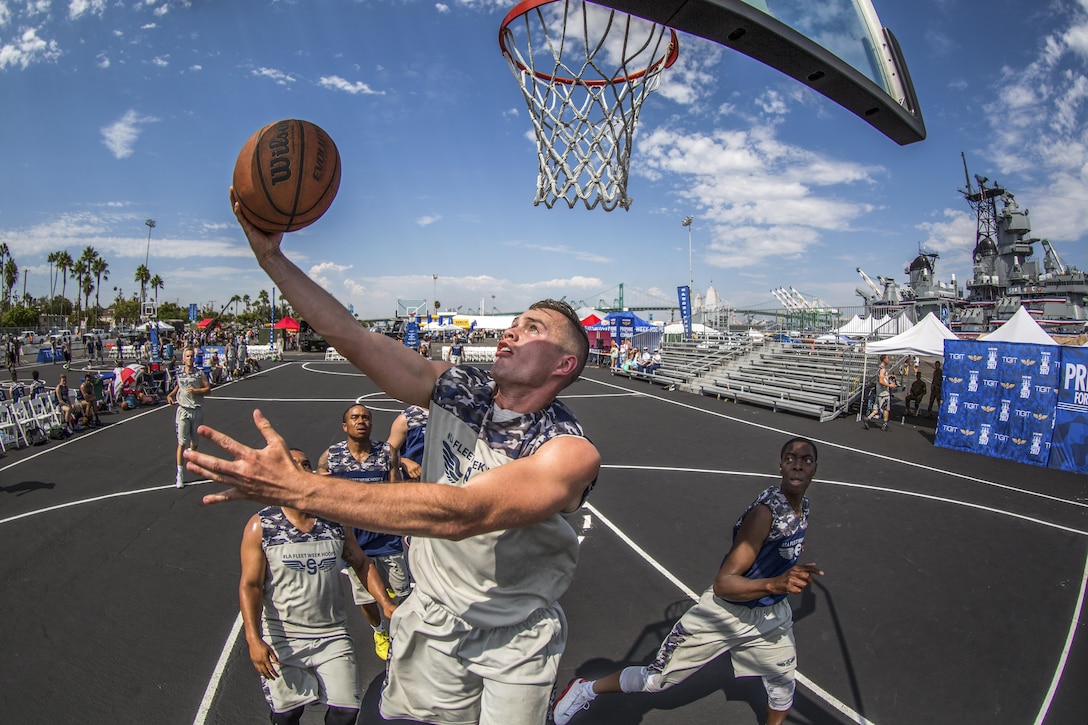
[194,215,600,725]
[239,448,397,725]
[553,438,823,725]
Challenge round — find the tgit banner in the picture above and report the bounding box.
[1049,346,1088,474]
[936,340,1058,467]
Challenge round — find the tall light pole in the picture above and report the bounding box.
[143,218,156,319]
[681,216,694,292]
[432,274,438,312]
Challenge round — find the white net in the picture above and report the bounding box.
[500,0,678,211]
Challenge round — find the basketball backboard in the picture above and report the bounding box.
[601,0,925,145]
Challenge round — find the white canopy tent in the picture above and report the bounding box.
[662,322,719,335]
[978,306,1058,345]
[136,320,174,331]
[866,313,958,357]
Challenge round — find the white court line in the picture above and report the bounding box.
[586,502,874,725]
[1034,552,1088,725]
[194,614,244,725]
[583,375,1088,511]
[602,465,1088,537]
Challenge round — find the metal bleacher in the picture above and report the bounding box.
[608,337,889,422]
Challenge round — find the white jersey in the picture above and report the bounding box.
[411,366,590,628]
[259,507,349,640]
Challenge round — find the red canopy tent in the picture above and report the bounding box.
[580,313,602,326]
[273,316,300,331]
[196,317,217,329]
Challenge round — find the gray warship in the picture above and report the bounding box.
[856,156,1088,334]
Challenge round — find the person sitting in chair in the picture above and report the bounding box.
[904,370,927,416]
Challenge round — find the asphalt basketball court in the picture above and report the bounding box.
[0,354,1085,724]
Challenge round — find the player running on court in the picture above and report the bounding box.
[553,437,823,725]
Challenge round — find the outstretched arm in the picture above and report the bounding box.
[190,410,599,539]
[231,189,448,406]
[712,505,823,603]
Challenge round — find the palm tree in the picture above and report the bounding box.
[134,264,150,311]
[56,250,73,308]
[149,274,164,312]
[70,258,88,324]
[243,293,251,314]
[46,251,59,298]
[92,257,110,326]
[0,244,9,295]
[3,258,17,309]
[78,246,98,324]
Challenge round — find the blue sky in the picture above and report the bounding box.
[3,0,1088,322]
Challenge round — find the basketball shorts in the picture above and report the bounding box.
[643,587,796,692]
[379,589,565,725]
[260,634,360,713]
[342,550,412,605]
[175,406,203,446]
[877,390,891,411]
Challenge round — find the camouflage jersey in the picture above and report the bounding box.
[325,440,403,558]
[412,366,592,628]
[259,506,348,639]
[729,486,809,608]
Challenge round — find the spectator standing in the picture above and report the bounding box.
[927,360,943,417]
[166,347,211,488]
[449,336,464,366]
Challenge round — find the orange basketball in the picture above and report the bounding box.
[232,119,341,233]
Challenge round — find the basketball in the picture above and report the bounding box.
[232,119,341,233]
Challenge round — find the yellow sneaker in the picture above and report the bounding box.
[373,630,390,661]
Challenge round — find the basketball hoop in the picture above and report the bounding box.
[499,0,678,211]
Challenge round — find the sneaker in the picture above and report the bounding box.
[881,422,889,431]
[553,678,595,725]
[175,475,184,489]
[373,630,390,661]
[862,419,869,430]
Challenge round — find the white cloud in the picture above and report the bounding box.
[0,26,61,70]
[319,75,383,95]
[436,4,450,13]
[68,0,106,20]
[415,215,441,227]
[635,123,879,270]
[252,66,296,85]
[100,109,159,159]
[151,55,168,67]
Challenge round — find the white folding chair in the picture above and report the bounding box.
[30,395,61,428]
[11,400,36,446]
[0,403,21,451]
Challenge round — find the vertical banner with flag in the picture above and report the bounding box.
[403,314,420,350]
[677,285,693,340]
[1050,346,1088,473]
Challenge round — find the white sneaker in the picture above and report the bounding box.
[553,678,595,725]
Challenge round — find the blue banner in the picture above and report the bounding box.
[188,303,198,322]
[403,318,420,349]
[1050,346,1088,473]
[677,285,693,340]
[936,340,1058,466]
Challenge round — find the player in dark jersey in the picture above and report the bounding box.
[554,438,822,725]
